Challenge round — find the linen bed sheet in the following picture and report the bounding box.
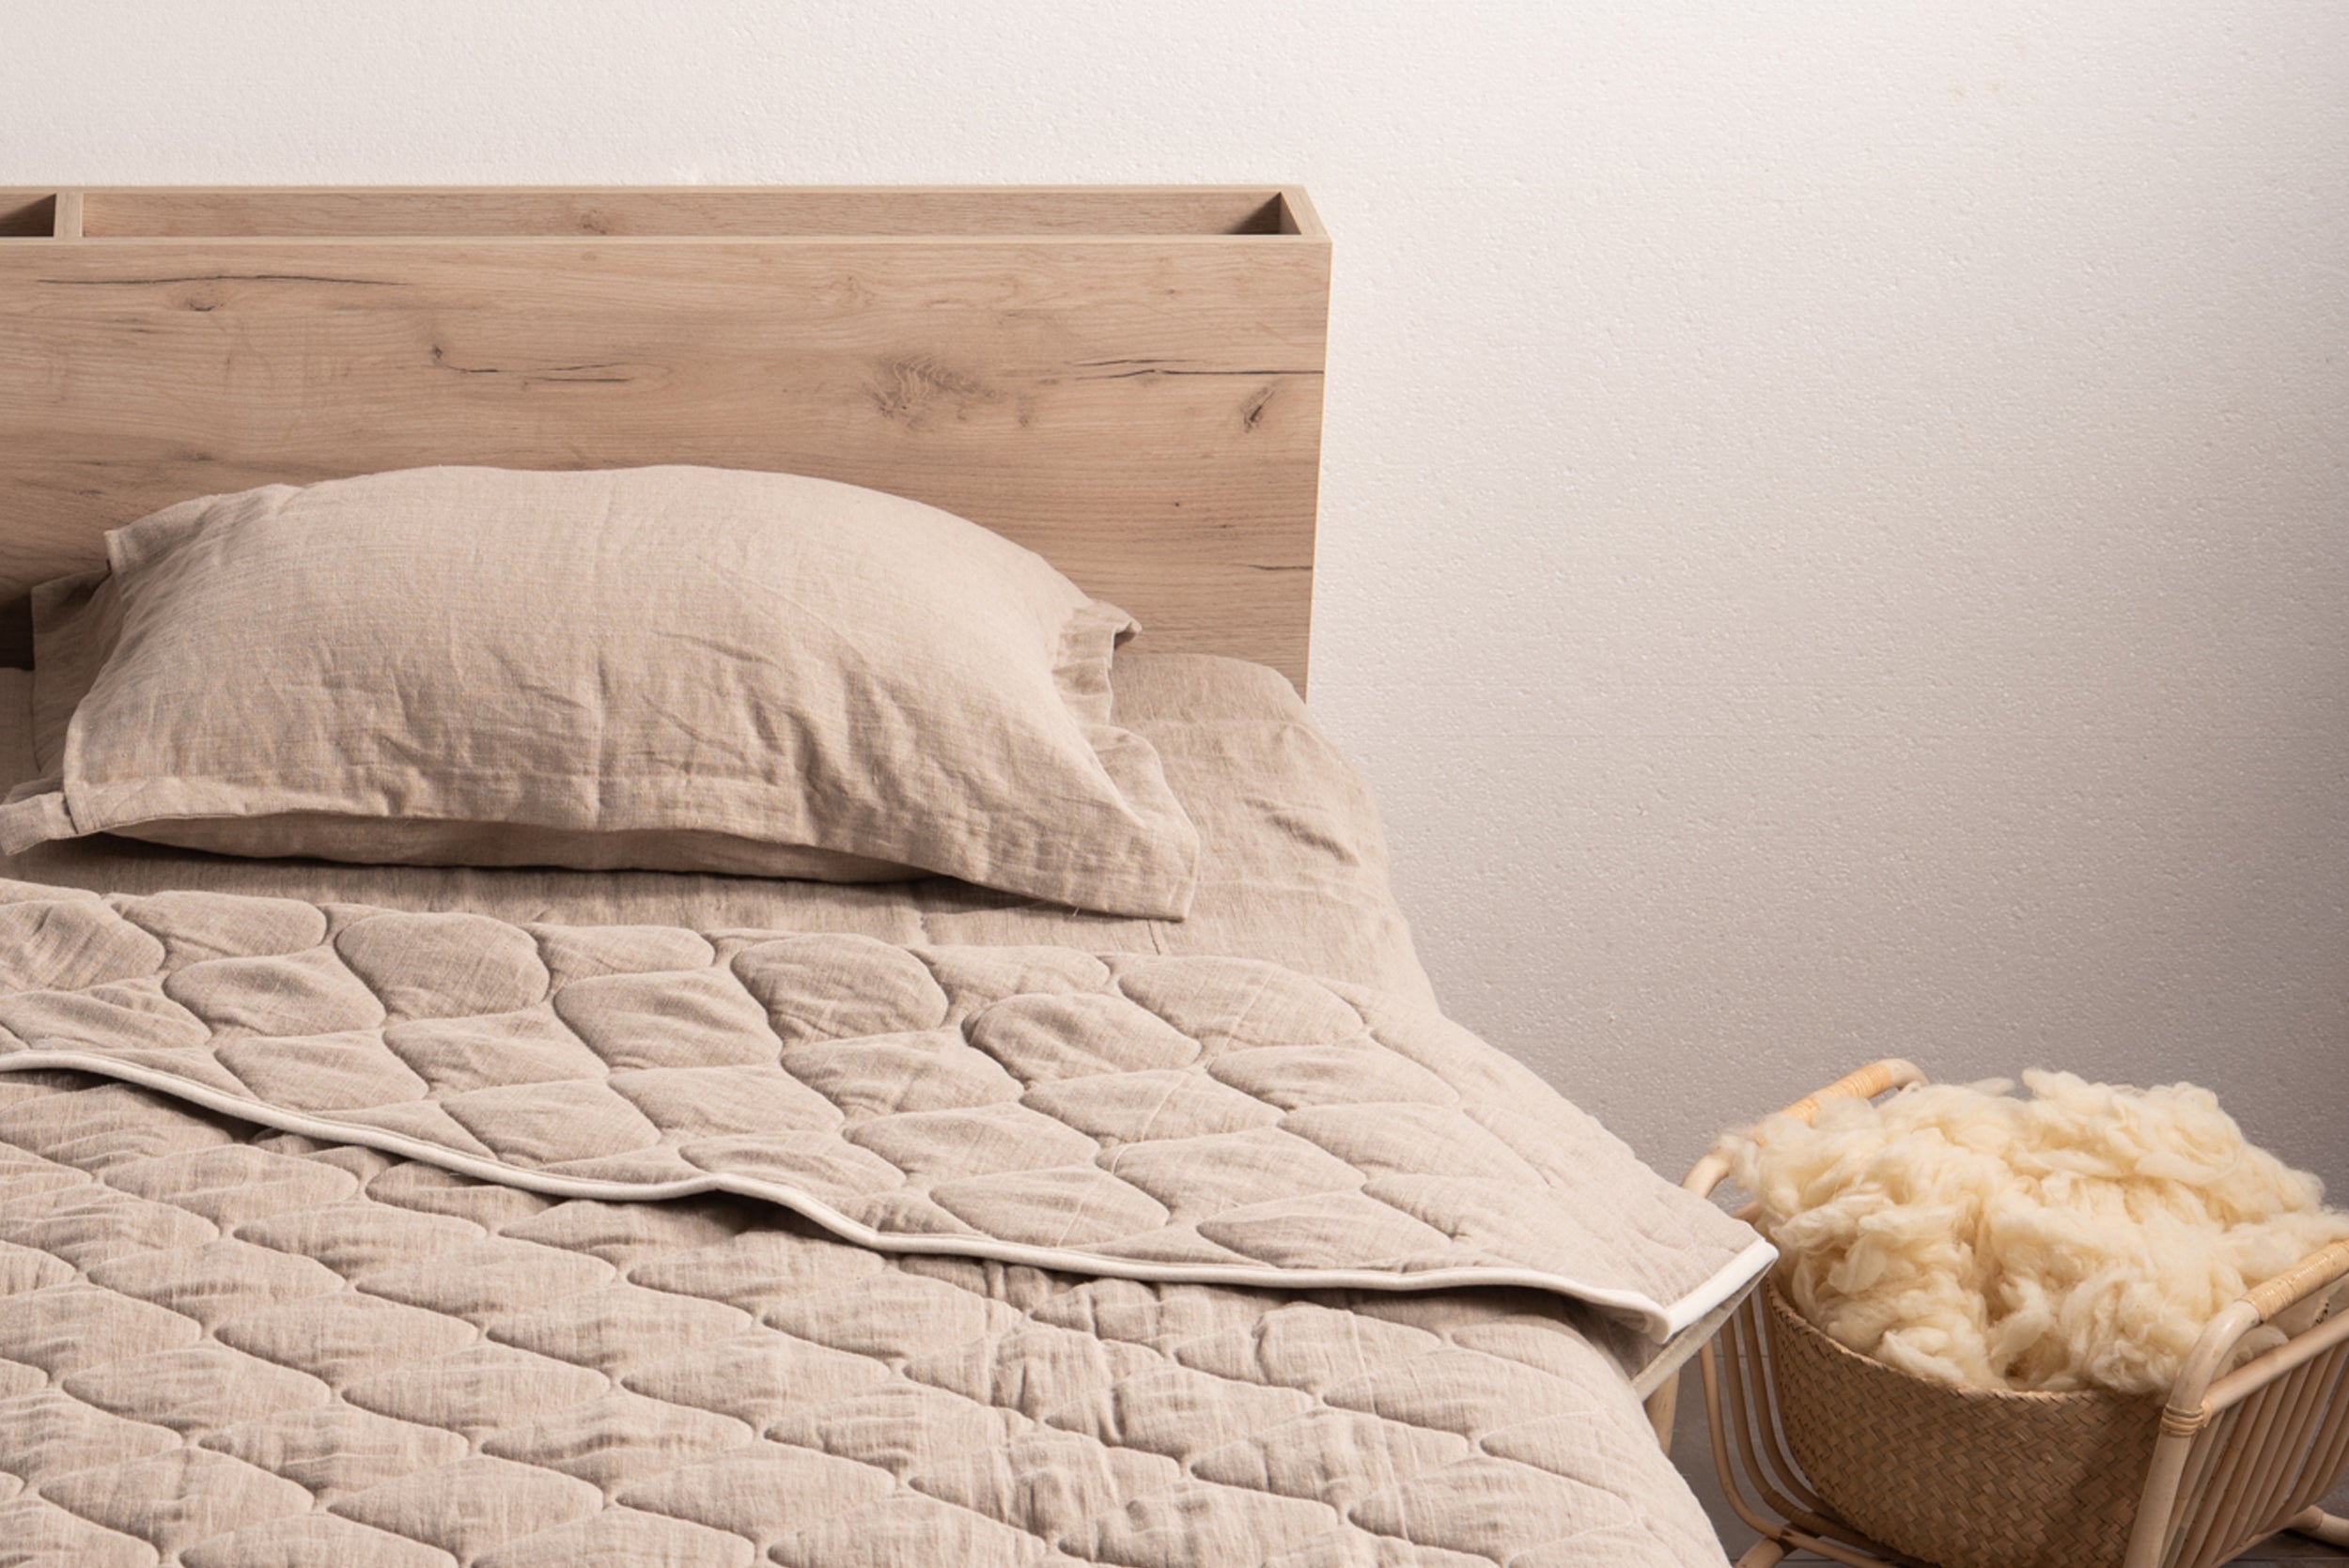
[0,654,1759,1567]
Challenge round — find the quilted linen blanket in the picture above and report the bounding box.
[0,880,1768,1566]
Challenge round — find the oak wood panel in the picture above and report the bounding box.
[26,185,1302,240]
[0,194,54,237]
[0,209,1328,684]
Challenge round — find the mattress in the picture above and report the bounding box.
[0,653,1761,1566]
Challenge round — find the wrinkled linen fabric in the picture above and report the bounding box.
[3,466,1201,919]
[0,879,1766,1565]
[0,881,1767,1345]
[0,655,1753,1564]
[0,1075,1733,1568]
[0,657,1432,1003]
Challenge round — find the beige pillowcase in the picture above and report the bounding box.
[1,466,1200,919]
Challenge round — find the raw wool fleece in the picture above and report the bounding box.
[1727,1071,2349,1395]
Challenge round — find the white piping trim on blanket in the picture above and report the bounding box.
[1628,1269,1762,1400]
[0,1048,1778,1343]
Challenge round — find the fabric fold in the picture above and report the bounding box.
[0,783,72,854]
[0,878,1770,1368]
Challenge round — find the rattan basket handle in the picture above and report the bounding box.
[1771,1058,1925,1127]
[2244,1236,2349,1322]
[1682,1059,1926,1199]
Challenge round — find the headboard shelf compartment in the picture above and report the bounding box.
[0,194,60,237]
[0,185,1321,241]
[0,185,1329,684]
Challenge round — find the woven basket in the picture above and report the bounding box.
[1762,1279,2164,1568]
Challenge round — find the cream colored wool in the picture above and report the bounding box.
[1727,1071,2349,1395]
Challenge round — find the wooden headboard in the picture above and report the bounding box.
[0,186,1329,687]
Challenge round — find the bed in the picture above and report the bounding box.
[0,186,1770,1567]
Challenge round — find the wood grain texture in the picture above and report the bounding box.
[0,185,1302,239]
[0,189,1329,684]
[0,194,55,237]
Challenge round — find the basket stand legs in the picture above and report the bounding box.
[1734,1543,1790,1567]
[2289,1507,2349,1547]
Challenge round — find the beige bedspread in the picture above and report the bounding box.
[0,655,1759,1565]
[0,1075,1735,1568]
[0,877,1765,1564]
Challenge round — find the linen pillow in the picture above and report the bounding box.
[0,466,1201,919]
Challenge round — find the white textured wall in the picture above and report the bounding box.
[13,0,2345,1196]
[10,5,2348,1528]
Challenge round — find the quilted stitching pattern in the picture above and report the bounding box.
[0,1073,1729,1566]
[0,884,1763,1334]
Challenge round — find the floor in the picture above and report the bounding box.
[2248,1534,2349,1560]
[1774,1525,2347,1563]
[1769,1544,2342,1563]
[1767,1536,2346,1563]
